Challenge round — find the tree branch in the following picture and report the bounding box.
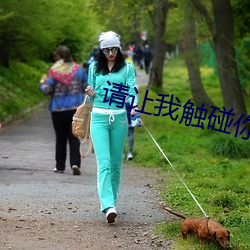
[167,1,178,9]
[190,0,216,37]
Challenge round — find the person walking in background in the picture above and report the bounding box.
[125,100,135,160]
[87,46,99,70]
[83,46,99,73]
[123,52,136,160]
[134,44,144,69]
[123,51,136,76]
[88,46,99,64]
[85,31,138,223]
[39,45,88,175]
[143,44,152,74]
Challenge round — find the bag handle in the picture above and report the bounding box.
[78,98,94,158]
[79,137,94,158]
[79,116,94,158]
[83,94,88,105]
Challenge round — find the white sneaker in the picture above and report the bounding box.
[105,207,117,223]
[53,168,64,173]
[127,152,133,160]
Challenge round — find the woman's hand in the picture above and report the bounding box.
[130,103,137,116]
[40,74,47,83]
[85,86,96,97]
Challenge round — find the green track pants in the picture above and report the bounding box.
[90,111,128,212]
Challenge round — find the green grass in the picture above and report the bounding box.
[0,60,50,123]
[128,58,250,250]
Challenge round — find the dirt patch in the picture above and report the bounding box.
[0,216,174,250]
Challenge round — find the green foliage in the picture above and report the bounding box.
[232,0,250,39]
[236,37,250,95]
[0,0,99,66]
[165,2,184,44]
[154,221,181,240]
[209,134,250,159]
[210,191,238,209]
[92,0,156,46]
[0,60,49,122]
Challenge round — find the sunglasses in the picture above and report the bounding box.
[102,47,119,55]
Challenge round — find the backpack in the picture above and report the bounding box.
[72,95,93,158]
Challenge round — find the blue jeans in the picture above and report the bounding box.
[90,111,128,212]
[128,127,134,152]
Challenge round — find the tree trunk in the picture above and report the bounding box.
[184,3,215,113]
[147,0,169,89]
[191,0,249,132]
[212,0,248,130]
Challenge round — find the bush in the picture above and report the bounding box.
[210,191,237,209]
[0,60,49,122]
[209,134,250,158]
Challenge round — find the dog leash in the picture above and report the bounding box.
[139,118,209,218]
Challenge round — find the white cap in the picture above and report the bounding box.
[99,31,121,49]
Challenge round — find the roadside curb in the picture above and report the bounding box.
[0,99,48,129]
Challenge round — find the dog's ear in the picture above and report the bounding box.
[227,230,230,240]
[213,231,217,240]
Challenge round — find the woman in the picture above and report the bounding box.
[86,31,138,223]
[39,45,88,175]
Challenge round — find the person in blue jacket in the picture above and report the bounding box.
[125,100,134,160]
[85,31,138,223]
[39,45,88,175]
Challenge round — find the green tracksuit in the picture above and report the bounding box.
[88,62,138,212]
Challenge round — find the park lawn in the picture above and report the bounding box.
[130,58,250,250]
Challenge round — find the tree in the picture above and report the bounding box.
[232,0,250,95]
[0,0,98,66]
[184,1,215,112]
[91,0,155,47]
[148,0,177,89]
[190,0,249,131]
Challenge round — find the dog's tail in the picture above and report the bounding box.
[162,206,187,220]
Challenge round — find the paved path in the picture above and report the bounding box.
[135,68,149,88]
[0,68,152,224]
[0,71,174,249]
[0,107,164,224]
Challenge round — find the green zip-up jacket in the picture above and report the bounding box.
[87,62,138,110]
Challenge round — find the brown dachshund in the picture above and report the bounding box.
[162,207,231,249]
